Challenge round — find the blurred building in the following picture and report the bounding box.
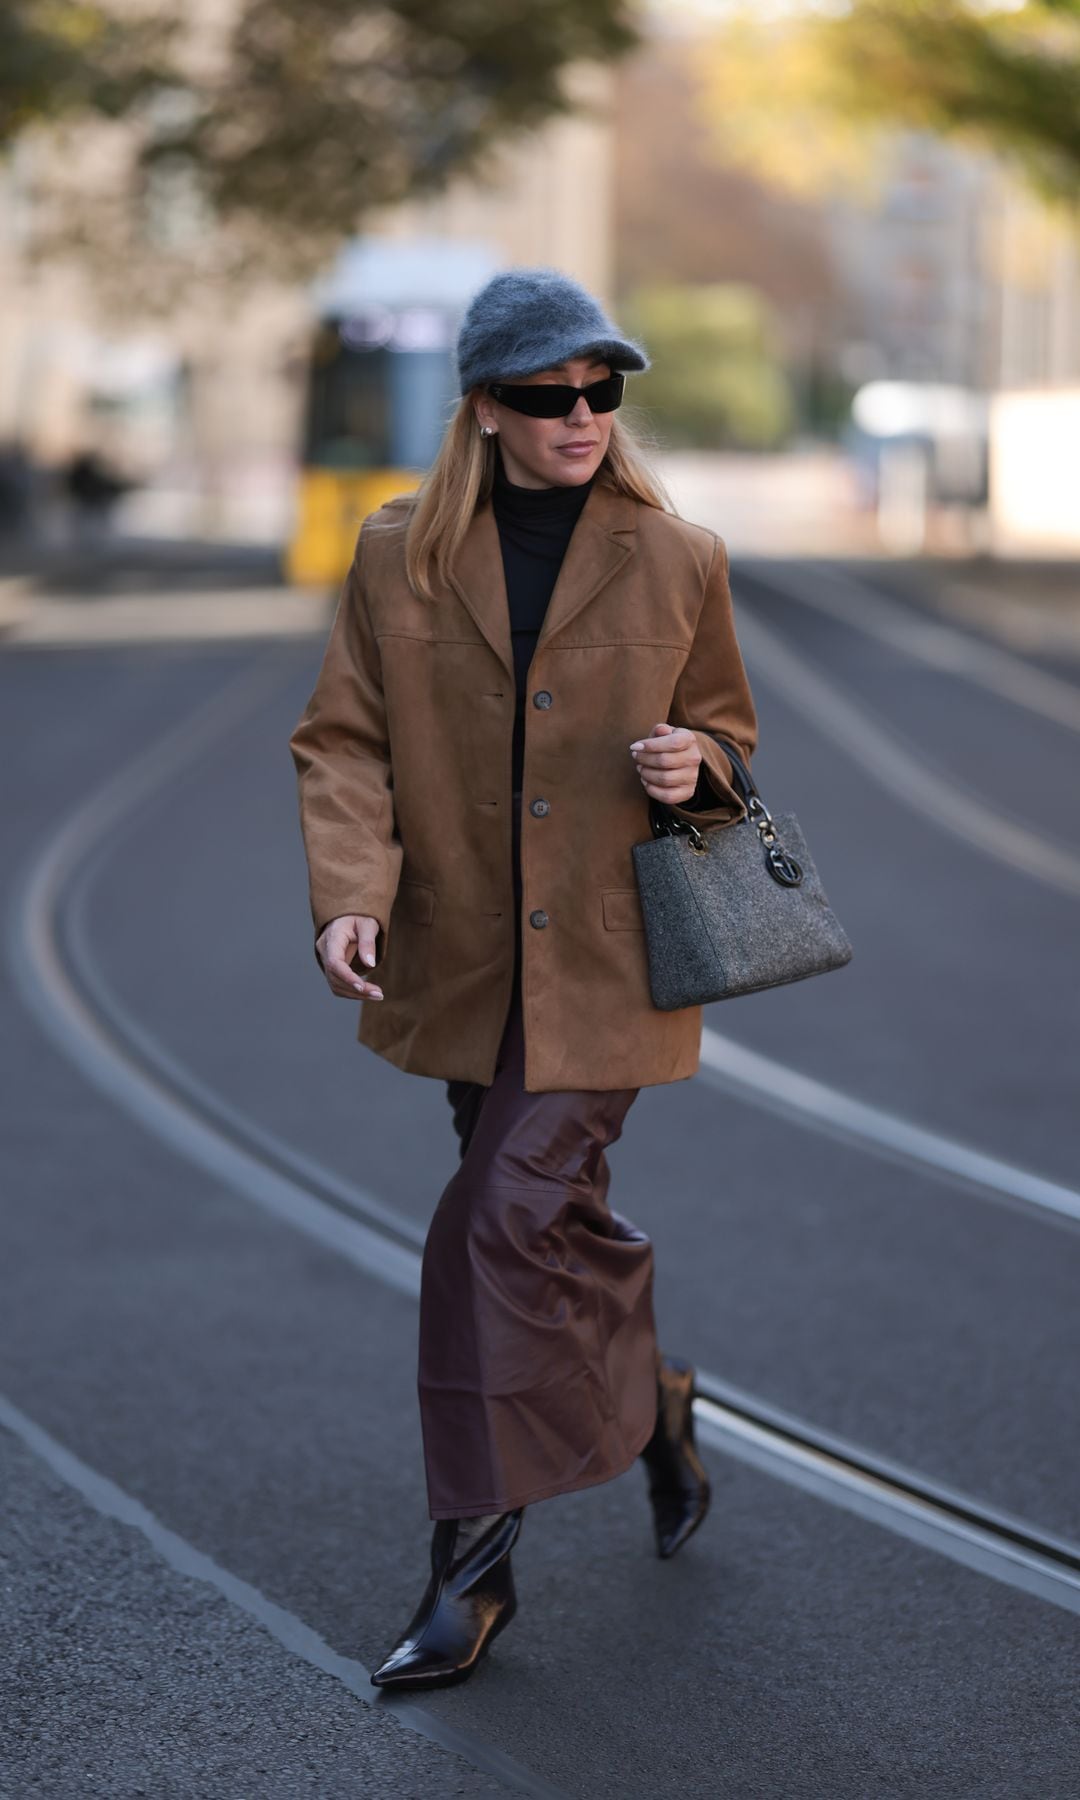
[983,178,1080,555]
[0,61,615,547]
[825,132,997,393]
[614,22,1080,555]
[2,6,1078,558]
[829,134,1080,553]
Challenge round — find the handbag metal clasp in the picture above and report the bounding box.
[749,796,803,885]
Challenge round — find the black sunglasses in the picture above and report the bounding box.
[485,371,626,418]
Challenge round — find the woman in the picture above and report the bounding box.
[288,266,759,1692]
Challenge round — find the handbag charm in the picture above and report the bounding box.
[631,738,854,1011]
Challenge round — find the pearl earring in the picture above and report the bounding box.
[480,425,495,438]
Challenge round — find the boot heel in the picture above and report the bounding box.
[639,1353,711,1559]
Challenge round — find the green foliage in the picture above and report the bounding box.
[818,0,1080,212]
[620,283,796,451]
[0,2,176,142]
[2,0,642,245]
[702,0,1080,218]
[176,0,640,235]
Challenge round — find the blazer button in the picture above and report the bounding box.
[529,797,550,817]
[529,909,548,929]
[532,690,553,709]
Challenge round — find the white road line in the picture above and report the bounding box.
[8,659,1080,1615]
[7,656,422,1302]
[751,559,1080,731]
[696,1028,1080,1226]
[66,835,428,1253]
[734,603,1080,897]
[692,1399,1080,1617]
[0,1392,569,1800]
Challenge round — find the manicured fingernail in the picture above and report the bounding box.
[630,741,643,751]
[363,951,375,966]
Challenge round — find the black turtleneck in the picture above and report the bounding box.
[491,443,597,795]
[489,441,715,809]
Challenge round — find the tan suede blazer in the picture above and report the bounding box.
[288,477,758,1091]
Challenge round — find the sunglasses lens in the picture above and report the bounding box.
[583,373,624,413]
[488,372,625,417]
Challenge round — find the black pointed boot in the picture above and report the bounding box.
[639,1352,711,1558]
[370,1507,524,1692]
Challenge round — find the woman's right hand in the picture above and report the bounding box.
[317,915,385,1000]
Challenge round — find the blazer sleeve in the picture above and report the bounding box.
[288,520,403,972]
[663,532,758,830]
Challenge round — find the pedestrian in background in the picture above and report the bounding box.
[288,265,759,1691]
[61,445,132,546]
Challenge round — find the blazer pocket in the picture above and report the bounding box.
[601,887,645,931]
[395,878,437,926]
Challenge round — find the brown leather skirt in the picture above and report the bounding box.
[418,791,660,1519]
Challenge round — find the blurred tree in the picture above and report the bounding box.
[697,0,1080,219]
[147,0,640,240]
[613,43,847,437]
[0,3,175,144]
[3,0,643,290]
[620,282,796,450]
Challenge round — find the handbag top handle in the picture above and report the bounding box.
[648,733,761,843]
[709,734,757,806]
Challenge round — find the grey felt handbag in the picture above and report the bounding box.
[631,739,853,1010]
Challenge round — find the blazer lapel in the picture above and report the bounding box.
[446,501,513,680]
[446,479,638,680]
[536,480,637,654]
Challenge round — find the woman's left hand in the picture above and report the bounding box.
[629,722,702,804]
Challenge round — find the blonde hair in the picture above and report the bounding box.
[403,390,677,602]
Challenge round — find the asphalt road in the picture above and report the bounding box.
[1,554,1078,1798]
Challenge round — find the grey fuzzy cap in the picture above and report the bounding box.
[455,265,650,395]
